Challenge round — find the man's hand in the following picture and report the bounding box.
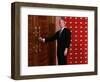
[39,37,45,43]
[64,48,68,56]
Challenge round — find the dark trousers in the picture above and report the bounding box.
[57,49,67,65]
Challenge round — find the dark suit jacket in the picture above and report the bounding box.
[45,28,71,50]
[45,28,71,65]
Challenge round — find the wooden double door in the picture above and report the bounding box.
[28,15,56,66]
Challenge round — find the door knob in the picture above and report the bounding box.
[34,26,37,30]
[35,49,38,54]
[33,46,35,49]
[38,26,40,30]
[39,49,41,52]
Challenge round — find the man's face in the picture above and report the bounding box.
[59,19,65,29]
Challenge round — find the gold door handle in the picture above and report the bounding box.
[34,26,37,30]
[33,46,35,49]
[39,49,41,52]
[38,26,40,30]
[35,50,38,53]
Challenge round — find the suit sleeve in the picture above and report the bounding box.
[65,29,71,48]
[45,31,58,43]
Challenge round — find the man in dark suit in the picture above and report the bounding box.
[39,18,71,65]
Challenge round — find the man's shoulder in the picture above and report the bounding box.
[64,28,70,32]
